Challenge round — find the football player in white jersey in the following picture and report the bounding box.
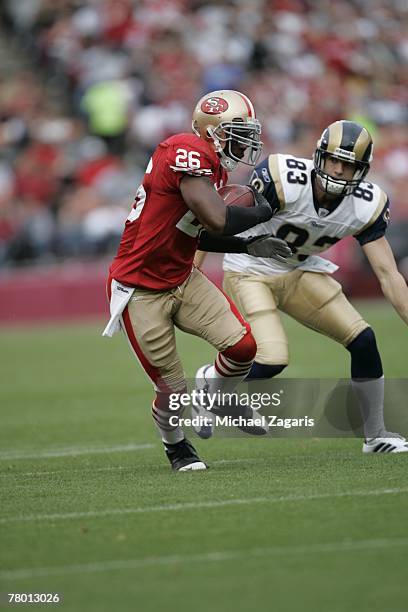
[196,120,408,453]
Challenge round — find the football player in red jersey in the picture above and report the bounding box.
[103,90,291,471]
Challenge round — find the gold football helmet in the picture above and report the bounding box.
[192,90,263,171]
[314,120,373,196]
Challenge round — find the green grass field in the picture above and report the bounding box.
[1,301,407,612]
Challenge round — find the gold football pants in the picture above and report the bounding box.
[223,269,369,365]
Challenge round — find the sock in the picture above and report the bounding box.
[204,353,253,395]
[151,393,185,445]
[351,376,385,439]
[199,331,256,400]
[246,362,286,380]
[347,328,385,439]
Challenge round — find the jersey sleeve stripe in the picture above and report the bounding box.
[169,165,213,176]
[355,189,388,235]
[267,155,285,210]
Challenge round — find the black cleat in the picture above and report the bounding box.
[164,438,208,471]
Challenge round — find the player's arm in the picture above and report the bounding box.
[197,231,291,260]
[180,175,273,235]
[192,155,289,265]
[362,237,408,325]
[355,197,408,324]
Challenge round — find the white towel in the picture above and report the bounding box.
[298,255,338,274]
[102,279,135,337]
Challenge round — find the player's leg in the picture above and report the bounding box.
[120,287,207,470]
[174,268,266,436]
[223,271,288,379]
[176,269,256,390]
[346,328,408,452]
[280,270,408,452]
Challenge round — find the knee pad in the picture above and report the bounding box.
[223,331,257,364]
[246,362,287,380]
[346,327,383,379]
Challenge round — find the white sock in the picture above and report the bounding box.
[351,376,385,439]
[151,402,184,445]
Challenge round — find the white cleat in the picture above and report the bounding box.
[363,434,408,454]
[178,461,207,472]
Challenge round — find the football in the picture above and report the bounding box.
[218,184,255,207]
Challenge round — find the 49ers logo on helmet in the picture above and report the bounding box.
[201,97,229,115]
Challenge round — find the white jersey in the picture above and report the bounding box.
[223,154,389,276]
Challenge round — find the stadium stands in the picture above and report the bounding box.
[0,0,407,281]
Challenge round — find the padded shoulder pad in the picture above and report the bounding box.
[274,154,313,208]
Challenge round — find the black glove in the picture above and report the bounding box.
[248,185,273,223]
[245,234,292,262]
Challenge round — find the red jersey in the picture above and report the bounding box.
[110,133,227,289]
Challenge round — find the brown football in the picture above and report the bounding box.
[218,184,255,207]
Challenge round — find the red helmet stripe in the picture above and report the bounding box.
[235,91,255,118]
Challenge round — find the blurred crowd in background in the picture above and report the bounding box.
[0,0,407,273]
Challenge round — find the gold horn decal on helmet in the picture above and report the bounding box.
[353,128,370,161]
[327,121,343,153]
